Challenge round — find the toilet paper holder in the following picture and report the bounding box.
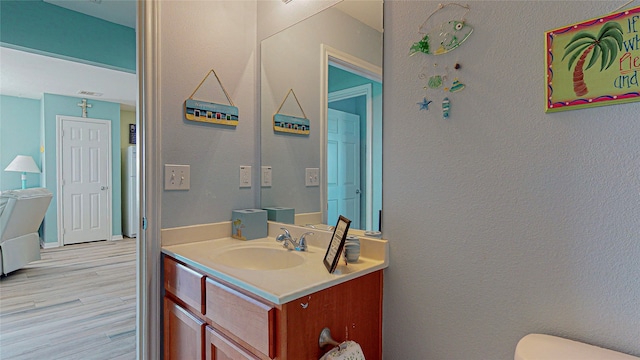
[319,327,347,350]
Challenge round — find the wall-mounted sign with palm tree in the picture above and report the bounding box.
[562,21,623,97]
[545,6,640,113]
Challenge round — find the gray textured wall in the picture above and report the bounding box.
[383,1,640,359]
[159,1,257,229]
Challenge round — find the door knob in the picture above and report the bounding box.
[101,186,109,190]
[355,189,361,194]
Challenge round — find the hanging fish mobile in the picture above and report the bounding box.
[410,3,473,56]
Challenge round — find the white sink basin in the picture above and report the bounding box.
[212,245,305,270]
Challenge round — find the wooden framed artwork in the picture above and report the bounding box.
[323,215,351,274]
[545,6,640,112]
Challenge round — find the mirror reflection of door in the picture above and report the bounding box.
[327,108,361,229]
[327,64,382,231]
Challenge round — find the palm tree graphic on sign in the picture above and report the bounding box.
[562,21,624,97]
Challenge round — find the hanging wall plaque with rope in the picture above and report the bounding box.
[184,69,239,126]
[273,89,310,135]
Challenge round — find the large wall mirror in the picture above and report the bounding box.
[260,1,383,231]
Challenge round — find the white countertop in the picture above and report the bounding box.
[162,235,388,305]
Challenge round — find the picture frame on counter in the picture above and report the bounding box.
[324,215,351,274]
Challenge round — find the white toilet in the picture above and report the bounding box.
[515,334,639,360]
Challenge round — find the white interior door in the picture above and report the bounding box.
[327,109,361,228]
[59,116,111,245]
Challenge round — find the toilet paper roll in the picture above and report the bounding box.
[319,341,365,360]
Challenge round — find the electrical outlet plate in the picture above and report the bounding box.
[240,166,252,188]
[261,166,272,187]
[305,168,319,186]
[165,164,190,190]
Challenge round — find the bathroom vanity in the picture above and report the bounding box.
[162,231,388,359]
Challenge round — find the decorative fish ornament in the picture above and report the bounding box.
[410,20,473,56]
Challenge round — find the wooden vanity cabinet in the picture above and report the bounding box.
[205,278,276,358]
[163,255,383,360]
[276,270,383,359]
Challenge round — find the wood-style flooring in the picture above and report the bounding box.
[0,238,137,360]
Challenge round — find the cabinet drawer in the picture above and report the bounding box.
[164,256,206,315]
[205,326,260,360]
[205,278,275,359]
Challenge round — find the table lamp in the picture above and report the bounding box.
[4,155,41,189]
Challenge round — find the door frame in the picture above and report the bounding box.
[320,44,382,226]
[328,84,373,229]
[138,0,164,357]
[55,115,113,247]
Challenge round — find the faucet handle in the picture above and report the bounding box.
[298,232,314,247]
[276,227,291,243]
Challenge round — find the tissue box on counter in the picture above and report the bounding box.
[231,209,267,240]
[263,207,295,224]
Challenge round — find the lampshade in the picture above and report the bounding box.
[4,155,41,173]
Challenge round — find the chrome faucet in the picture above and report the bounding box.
[276,227,314,251]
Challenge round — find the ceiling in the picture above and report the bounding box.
[0,47,137,109]
[0,0,381,111]
[0,0,137,110]
[334,0,383,33]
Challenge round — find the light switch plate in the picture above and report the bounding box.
[261,166,272,187]
[240,166,252,188]
[165,164,190,190]
[305,168,319,187]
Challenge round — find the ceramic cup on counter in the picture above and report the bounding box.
[364,231,382,238]
[344,236,360,263]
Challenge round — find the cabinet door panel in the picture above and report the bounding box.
[281,271,383,359]
[164,256,206,315]
[164,297,205,360]
[205,278,275,359]
[205,326,260,360]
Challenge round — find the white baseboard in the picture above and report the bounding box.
[40,236,125,247]
[41,240,59,249]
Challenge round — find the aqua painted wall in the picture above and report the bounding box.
[0,0,135,72]
[41,94,122,245]
[0,95,42,190]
